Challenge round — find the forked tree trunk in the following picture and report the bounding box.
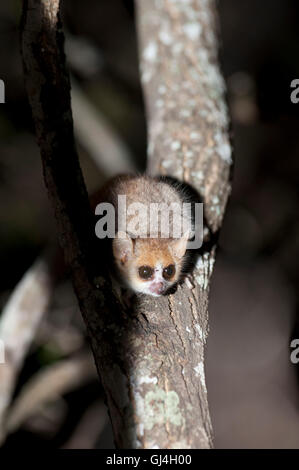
[21,0,232,449]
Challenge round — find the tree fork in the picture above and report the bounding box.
[21,0,232,448]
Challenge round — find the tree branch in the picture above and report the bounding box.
[0,254,55,443]
[5,352,97,437]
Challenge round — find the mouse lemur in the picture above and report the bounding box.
[93,174,196,297]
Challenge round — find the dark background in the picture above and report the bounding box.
[0,0,299,448]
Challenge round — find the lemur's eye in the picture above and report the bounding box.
[138,265,154,280]
[163,264,176,280]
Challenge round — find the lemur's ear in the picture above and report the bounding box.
[112,231,134,266]
[169,231,189,259]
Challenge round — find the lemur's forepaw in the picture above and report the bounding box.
[184,274,195,289]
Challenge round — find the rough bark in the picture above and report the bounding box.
[20,0,232,449]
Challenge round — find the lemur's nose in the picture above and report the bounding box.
[150,281,165,295]
[156,282,164,294]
